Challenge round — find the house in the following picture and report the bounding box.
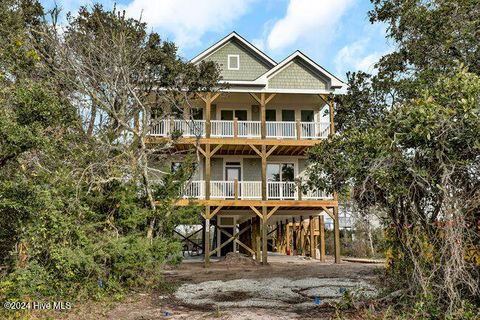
[147,32,345,266]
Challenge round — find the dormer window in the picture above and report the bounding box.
[227,54,239,70]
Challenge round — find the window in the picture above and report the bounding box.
[266,110,276,121]
[281,110,295,121]
[228,54,240,70]
[301,110,314,122]
[267,163,295,182]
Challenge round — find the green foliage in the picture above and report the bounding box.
[0,1,218,303]
[308,0,480,316]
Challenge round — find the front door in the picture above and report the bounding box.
[225,166,241,198]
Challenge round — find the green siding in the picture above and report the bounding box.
[268,59,327,90]
[211,158,223,180]
[251,105,260,121]
[243,158,261,181]
[205,40,270,81]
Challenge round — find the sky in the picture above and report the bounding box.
[40,0,393,82]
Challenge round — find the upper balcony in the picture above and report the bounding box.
[148,119,330,140]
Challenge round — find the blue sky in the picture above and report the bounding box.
[41,0,392,82]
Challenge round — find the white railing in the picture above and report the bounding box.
[210,181,262,199]
[302,188,333,200]
[148,119,329,140]
[300,122,330,139]
[211,120,233,137]
[180,180,330,200]
[182,181,205,199]
[267,181,297,199]
[266,121,296,139]
[149,119,206,137]
[238,121,261,138]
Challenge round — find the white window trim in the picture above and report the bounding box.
[217,106,251,121]
[227,54,240,70]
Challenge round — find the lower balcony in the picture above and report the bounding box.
[181,181,332,200]
[149,119,330,140]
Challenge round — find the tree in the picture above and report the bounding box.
[38,4,220,238]
[308,0,479,315]
[0,1,221,301]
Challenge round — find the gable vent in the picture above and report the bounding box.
[228,54,239,70]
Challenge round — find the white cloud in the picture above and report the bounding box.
[251,38,266,51]
[267,0,355,51]
[334,38,387,76]
[122,0,256,48]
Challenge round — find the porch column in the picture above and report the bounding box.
[262,206,268,265]
[204,206,210,267]
[319,215,325,262]
[333,206,341,263]
[328,95,335,137]
[309,215,315,258]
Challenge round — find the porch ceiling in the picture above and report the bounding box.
[148,138,321,156]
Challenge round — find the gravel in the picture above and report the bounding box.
[174,277,377,309]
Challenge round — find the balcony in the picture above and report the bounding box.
[149,119,330,140]
[181,181,332,200]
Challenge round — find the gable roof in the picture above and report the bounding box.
[259,50,344,89]
[190,31,277,67]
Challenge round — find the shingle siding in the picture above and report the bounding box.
[205,40,270,81]
[211,158,223,180]
[243,158,261,181]
[268,59,327,90]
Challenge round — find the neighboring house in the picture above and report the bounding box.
[147,32,345,266]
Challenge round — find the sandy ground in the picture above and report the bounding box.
[48,254,384,320]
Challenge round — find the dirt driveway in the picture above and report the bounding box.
[60,255,384,320]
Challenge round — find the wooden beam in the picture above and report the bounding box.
[333,206,340,263]
[196,145,207,158]
[233,117,238,138]
[208,206,223,219]
[148,137,322,147]
[321,206,335,220]
[262,206,268,265]
[205,144,211,200]
[318,94,328,105]
[234,178,239,200]
[249,93,261,104]
[285,219,290,255]
[266,145,278,158]
[175,199,339,207]
[299,216,304,255]
[261,145,267,201]
[249,206,263,219]
[211,225,251,256]
[319,215,325,262]
[309,215,315,258]
[249,144,262,157]
[211,92,221,102]
[265,93,276,105]
[328,96,335,137]
[266,206,280,220]
[210,143,223,157]
[296,120,301,140]
[260,93,266,139]
[205,93,211,138]
[197,93,207,103]
[255,217,261,262]
[204,206,210,267]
